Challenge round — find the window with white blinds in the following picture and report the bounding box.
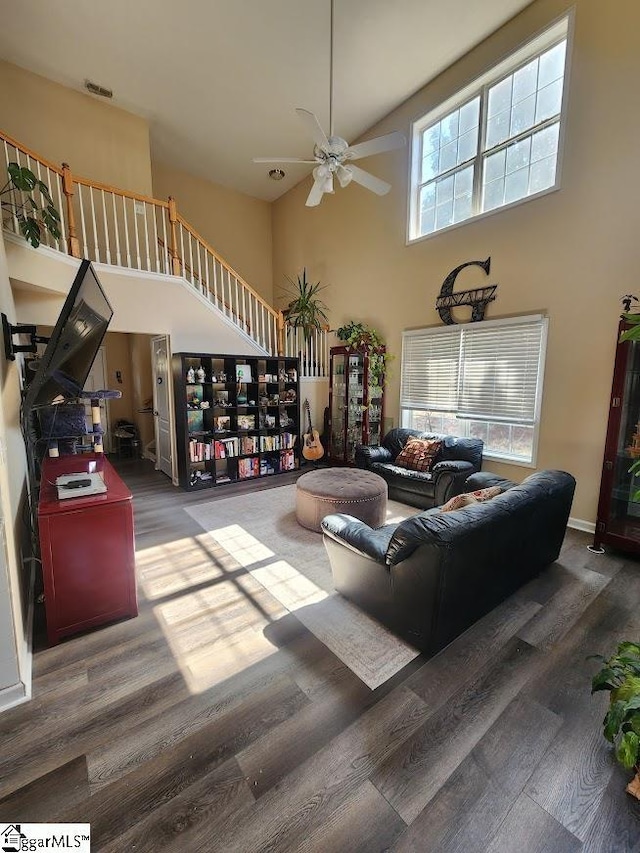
[401,315,548,463]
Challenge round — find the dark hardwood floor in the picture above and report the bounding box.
[1,459,639,851]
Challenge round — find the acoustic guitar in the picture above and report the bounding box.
[302,399,325,461]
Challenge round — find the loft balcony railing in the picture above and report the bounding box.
[1,129,329,375]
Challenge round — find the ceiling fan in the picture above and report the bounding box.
[252,0,405,207]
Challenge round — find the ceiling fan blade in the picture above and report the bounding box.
[305,179,326,207]
[347,164,392,196]
[344,131,406,161]
[296,108,330,151]
[252,157,318,164]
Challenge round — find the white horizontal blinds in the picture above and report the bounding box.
[458,319,545,423]
[401,327,462,411]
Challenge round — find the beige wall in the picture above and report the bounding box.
[272,0,634,525]
[152,161,273,304]
[0,60,152,194]
[103,332,134,428]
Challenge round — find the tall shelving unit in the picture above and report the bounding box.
[328,345,385,465]
[173,352,300,490]
[593,320,640,553]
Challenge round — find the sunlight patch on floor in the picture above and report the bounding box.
[250,560,328,610]
[209,524,275,567]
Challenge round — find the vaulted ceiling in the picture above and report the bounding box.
[0,0,533,200]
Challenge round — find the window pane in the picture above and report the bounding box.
[504,167,529,203]
[486,110,511,149]
[421,150,440,182]
[539,41,566,88]
[457,129,477,164]
[482,177,505,211]
[506,137,531,174]
[513,59,538,104]
[435,199,454,229]
[535,79,563,123]
[419,183,436,235]
[441,110,459,143]
[484,149,506,183]
[531,122,559,162]
[422,125,441,156]
[529,155,556,193]
[453,192,473,223]
[454,165,474,198]
[510,94,536,136]
[440,139,458,173]
[460,98,480,133]
[488,77,513,119]
[436,174,454,204]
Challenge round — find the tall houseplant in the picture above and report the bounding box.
[281,268,329,341]
[591,640,640,799]
[335,321,390,385]
[1,162,61,249]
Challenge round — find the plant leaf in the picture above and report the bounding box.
[8,163,37,192]
[616,730,640,770]
[629,713,640,736]
[604,700,627,742]
[592,668,623,693]
[618,642,640,657]
[35,179,53,204]
[17,215,41,248]
[624,695,640,714]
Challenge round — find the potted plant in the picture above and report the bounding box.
[281,268,329,341]
[335,321,390,385]
[591,640,640,798]
[1,162,62,249]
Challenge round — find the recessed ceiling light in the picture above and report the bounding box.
[268,169,285,181]
[85,80,113,99]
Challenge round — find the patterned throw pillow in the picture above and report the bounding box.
[440,485,502,512]
[395,438,442,473]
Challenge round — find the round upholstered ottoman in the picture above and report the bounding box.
[295,468,388,532]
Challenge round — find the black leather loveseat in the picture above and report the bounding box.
[322,470,576,654]
[355,428,483,509]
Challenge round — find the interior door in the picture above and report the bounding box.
[151,335,172,480]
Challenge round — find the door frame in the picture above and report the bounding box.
[150,334,176,484]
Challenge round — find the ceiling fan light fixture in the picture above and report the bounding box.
[336,164,353,188]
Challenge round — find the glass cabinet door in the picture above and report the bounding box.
[330,352,346,461]
[346,353,365,463]
[600,335,640,544]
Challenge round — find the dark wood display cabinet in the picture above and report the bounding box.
[173,352,300,490]
[593,319,640,554]
[328,345,385,465]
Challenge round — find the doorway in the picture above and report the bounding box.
[151,335,173,481]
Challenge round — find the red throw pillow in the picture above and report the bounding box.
[395,438,442,473]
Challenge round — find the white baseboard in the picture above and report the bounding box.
[568,516,596,535]
[0,680,28,712]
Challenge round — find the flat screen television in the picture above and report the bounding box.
[22,259,113,411]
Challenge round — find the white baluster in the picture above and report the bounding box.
[161,206,169,273]
[196,239,203,294]
[142,201,151,271]
[212,257,219,307]
[188,231,195,288]
[179,224,187,282]
[3,142,19,237]
[152,204,160,273]
[52,167,66,252]
[78,184,88,258]
[122,194,131,267]
[111,193,122,266]
[101,190,111,264]
[132,197,141,269]
[89,187,100,262]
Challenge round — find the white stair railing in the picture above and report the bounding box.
[1,128,329,371]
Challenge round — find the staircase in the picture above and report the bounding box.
[1,129,329,374]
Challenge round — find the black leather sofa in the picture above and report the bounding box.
[355,428,483,509]
[322,470,576,654]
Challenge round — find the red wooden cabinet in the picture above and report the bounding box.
[38,454,138,644]
[593,320,640,554]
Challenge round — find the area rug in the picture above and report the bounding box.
[185,484,420,689]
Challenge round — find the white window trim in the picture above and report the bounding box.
[400,314,549,467]
[406,12,573,245]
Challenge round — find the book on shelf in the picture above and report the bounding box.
[259,435,281,452]
[189,438,213,462]
[215,436,238,457]
[240,436,258,455]
[238,457,259,479]
[280,432,297,449]
[280,449,296,471]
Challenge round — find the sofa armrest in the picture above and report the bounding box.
[464,471,516,492]
[321,513,396,563]
[431,460,475,505]
[355,445,393,469]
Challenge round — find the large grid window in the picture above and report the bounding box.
[400,316,548,464]
[409,18,569,240]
